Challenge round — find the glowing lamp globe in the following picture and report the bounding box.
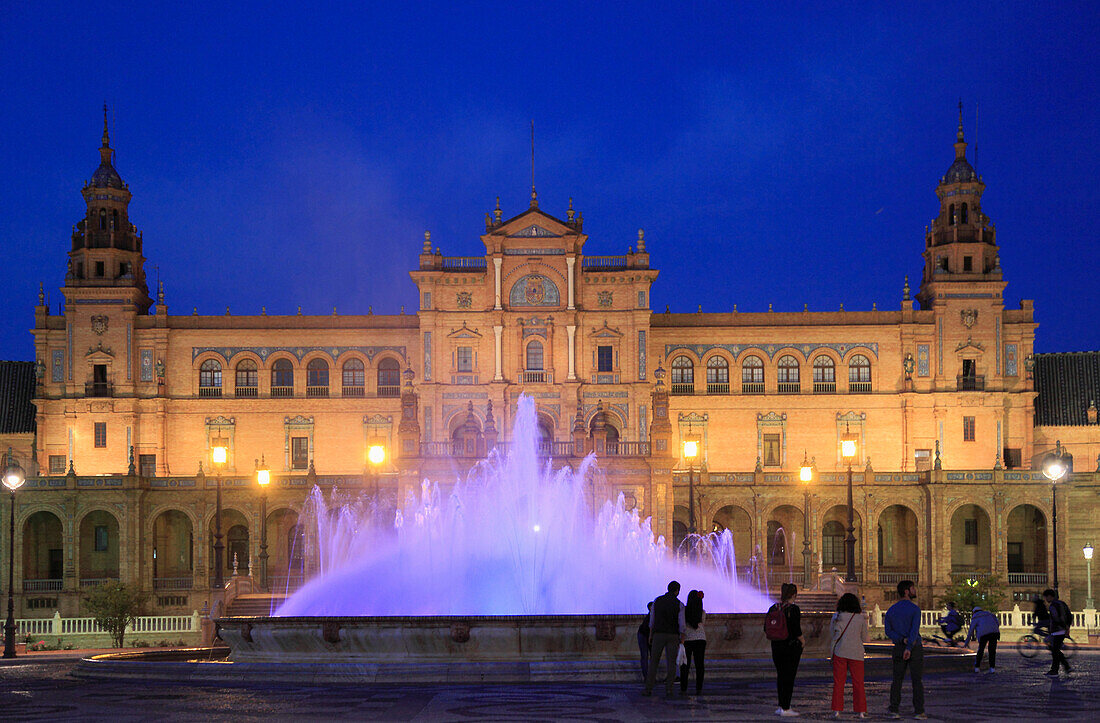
[368,445,386,466]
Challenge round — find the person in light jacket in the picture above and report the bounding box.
[964,605,1001,673]
[680,590,706,695]
[830,592,870,718]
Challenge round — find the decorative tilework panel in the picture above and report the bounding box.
[140,349,153,382]
[917,344,930,377]
[52,349,64,382]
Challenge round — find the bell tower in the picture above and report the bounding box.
[916,102,1004,308]
[66,105,151,311]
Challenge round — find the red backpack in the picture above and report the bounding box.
[764,603,789,640]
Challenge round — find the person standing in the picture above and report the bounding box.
[680,590,707,695]
[964,605,1001,673]
[830,592,869,718]
[637,601,653,681]
[884,580,925,720]
[766,582,804,717]
[643,580,685,697]
[1042,588,1072,676]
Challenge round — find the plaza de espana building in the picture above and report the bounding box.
[2,112,1099,620]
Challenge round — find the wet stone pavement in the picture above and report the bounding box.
[1,652,1097,721]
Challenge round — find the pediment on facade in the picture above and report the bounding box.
[757,412,787,423]
[205,416,235,426]
[284,415,314,426]
[836,411,867,422]
[495,207,572,237]
[955,336,985,353]
[447,322,482,339]
[588,321,622,338]
[508,224,561,239]
[363,414,393,425]
[678,411,709,424]
[85,342,114,360]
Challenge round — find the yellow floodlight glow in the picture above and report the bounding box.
[682,439,699,460]
[368,445,386,466]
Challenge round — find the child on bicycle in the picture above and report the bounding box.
[938,601,962,645]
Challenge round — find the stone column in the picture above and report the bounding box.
[566,325,577,380]
[493,325,503,381]
[566,256,576,310]
[493,257,503,310]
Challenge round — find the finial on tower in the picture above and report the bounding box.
[422,230,431,253]
[102,102,111,148]
[567,198,575,222]
[494,197,502,224]
[38,282,44,306]
[957,99,964,142]
[903,275,911,301]
[637,228,646,253]
[158,279,165,304]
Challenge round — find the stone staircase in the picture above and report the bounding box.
[225,593,285,617]
[794,591,839,612]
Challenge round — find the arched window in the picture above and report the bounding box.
[235,360,257,397]
[525,340,544,371]
[271,359,294,396]
[342,359,365,396]
[199,359,222,397]
[670,356,694,395]
[706,356,729,394]
[306,359,329,397]
[849,354,872,392]
[777,355,800,393]
[98,208,107,230]
[111,209,119,229]
[377,358,400,397]
[960,203,969,224]
[741,355,764,393]
[812,355,835,393]
[948,203,955,225]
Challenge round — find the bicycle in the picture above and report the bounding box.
[1017,632,1078,660]
[922,632,964,648]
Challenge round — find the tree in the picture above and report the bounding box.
[938,574,1006,618]
[84,582,148,648]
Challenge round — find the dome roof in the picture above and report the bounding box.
[91,159,124,189]
[943,156,977,185]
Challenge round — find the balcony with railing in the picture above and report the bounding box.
[670,383,694,396]
[79,577,120,589]
[153,576,194,591]
[707,382,730,395]
[581,255,628,272]
[849,381,872,393]
[441,256,487,272]
[85,382,113,397]
[605,441,651,456]
[23,579,63,593]
[1008,571,1048,586]
[741,382,764,394]
[306,385,330,398]
[270,385,294,398]
[777,382,801,394]
[877,571,918,585]
[198,386,223,398]
[813,381,836,394]
[519,370,553,384]
[342,385,365,397]
[377,385,401,398]
[957,374,985,391]
[235,385,258,398]
[949,569,991,582]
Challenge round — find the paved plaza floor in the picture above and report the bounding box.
[1,651,1097,721]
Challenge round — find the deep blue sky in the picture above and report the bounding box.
[1,2,1097,360]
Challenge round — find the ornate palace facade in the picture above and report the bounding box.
[5,112,1100,618]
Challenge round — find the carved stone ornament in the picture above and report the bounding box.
[960,308,978,329]
[91,314,109,335]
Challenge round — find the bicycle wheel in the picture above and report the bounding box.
[1018,634,1042,659]
[1063,637,1078,660]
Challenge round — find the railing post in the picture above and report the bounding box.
[192,609,201,633]
[1011,603,1022,628]
[52,610,62,636]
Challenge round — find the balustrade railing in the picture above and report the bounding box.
[519,370,553,384]
[235,385,258,397]
[605,441,651,456]
[581,255,628,271]
[877,571,918,585]
[741,382,765,394]
[23,579,63,593]
[670,383,694,396]
[377,385,401,398]
[441,256,487,272]
[342,386,364,397]
[707,382,730,395]
[270,386,293,398]
[153,576,193,591]
[306,386,329,398]
[1007,572,1048,585]
[957,374,985,391]
[813,381,836,393]
[949,569,991,582]
[198,386,222,398]
[17,613,200,637]
[79,577,120,589]
[777,382,801,394]
[849,381,872,393]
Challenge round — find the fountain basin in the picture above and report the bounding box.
[217,612,832,664]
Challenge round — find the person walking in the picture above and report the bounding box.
[643,580,685,697]
[964,605,1000,673]
[680,590,706,695]
[766,582,804,717]
[884,579,925,719]
[637,601,653,681]
[830,592,869,718]
[1042,588,1072,676]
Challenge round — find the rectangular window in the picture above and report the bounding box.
[637,291,646,308]
[139,454,157,477]
[94,422,107,448]
[763,433,781,467]
[94,525,109,552]
[914,449,931,472]
[422,292,432,310]
[597,345,613,372]
[964,518,979,546]
[963,416,975,442]
[95,261,105,277]
[48,455,67,475]
[456,346,473,372]
[291,436,309,470]
[963,256,973,272]
[1004,447,1022,469]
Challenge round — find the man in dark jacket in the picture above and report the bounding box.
[643,580,685,697]
[1042,588,1072,676]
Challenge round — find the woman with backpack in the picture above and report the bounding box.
[765,582,804,717]
[830,592,869,718]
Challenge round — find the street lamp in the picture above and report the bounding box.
[3,449,26,659]
[211,442,228,589]
[799,452,814,588]
[256,456,270,591]
[1083,542,1094,610]
[841,426,858,584]
[367,444,386,498]
[683,438,699,535]
[1042,441,1068,595]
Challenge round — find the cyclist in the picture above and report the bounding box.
[937,601,963,645]
[1042,589,1072,676]
[1031,596,1050,636]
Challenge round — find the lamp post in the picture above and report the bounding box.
[1042,441,1068,595]
[683,438,699,535]
[368,443,386,499]
[211,443,227,589]
[1083,543,1094,610]
[3,449,26,658]
[799,453,814,588]
[256,456,270,591]
[841,428,858,583]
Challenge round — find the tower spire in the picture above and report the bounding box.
[530,120,537,208]
[102,102,111,148]
[956,99,964,142]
